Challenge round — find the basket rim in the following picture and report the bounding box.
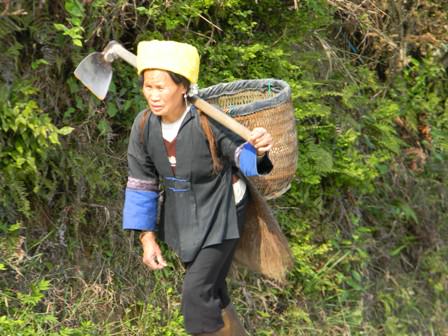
[198,78,292,117]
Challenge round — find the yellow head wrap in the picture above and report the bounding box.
[137,40,200,85]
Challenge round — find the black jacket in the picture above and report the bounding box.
[125,106,272,262]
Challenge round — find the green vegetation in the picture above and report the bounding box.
[1,0,447,335]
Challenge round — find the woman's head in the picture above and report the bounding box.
[136,40,221,172]
[137,40,200,122]
[141,69,189,122]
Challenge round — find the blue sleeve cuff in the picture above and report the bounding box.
[123,189,158,231]
[238,142,259,176]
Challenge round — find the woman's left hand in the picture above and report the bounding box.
[249,127,273,156]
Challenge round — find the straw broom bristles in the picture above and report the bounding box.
[233,178,293,283]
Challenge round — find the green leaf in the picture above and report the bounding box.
[400,203,418,223]
[107,103,118,117]
[390,244,407,257]
[65,0,85,17]
[53,23,68,32]
[58,126,74,135]
[313,147,333,172]
[8,222,21,232]
[64,107,76,119]
[73,39,83,47]
[49,132,60,144]
[31,59,50,70]
[37,279,51,291]
[97,119,110,135]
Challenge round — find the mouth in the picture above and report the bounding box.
[150,105,163,112]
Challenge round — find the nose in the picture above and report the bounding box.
[148,90,160,102]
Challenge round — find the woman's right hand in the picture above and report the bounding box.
[140,231,167,270]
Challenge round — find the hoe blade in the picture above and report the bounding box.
[74,52,112,100]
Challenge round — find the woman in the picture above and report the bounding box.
[123,40,273,335]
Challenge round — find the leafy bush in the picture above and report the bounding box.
[0,82,73,219]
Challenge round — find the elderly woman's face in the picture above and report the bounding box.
[142,69,186,123]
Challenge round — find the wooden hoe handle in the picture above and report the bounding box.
[190,96,252,141]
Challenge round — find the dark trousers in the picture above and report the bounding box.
[181,193,248,334]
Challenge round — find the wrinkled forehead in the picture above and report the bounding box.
[142,69,175,86]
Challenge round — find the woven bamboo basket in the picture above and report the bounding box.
[199,79,297,199]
